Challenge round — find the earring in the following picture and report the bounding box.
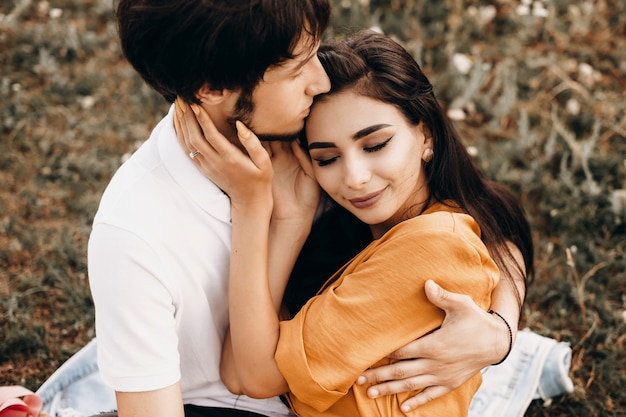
[422,148,434,163]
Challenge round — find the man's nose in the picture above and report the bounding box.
[306,56,331,96]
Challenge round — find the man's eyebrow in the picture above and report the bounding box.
[308,124,393,150]
[352,124,392,140]
[286,42,320,72]
[291,55,312,72]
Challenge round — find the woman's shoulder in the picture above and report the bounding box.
[391,201,480,238]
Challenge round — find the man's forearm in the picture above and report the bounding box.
[116,383,184,417]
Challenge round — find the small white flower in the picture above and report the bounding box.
[578,62,602,87]
[79,95,95,109]
[466,146,478,157]
[610,189,626,216]
[447,108,466,121]
[37,1,50,15]
[49,8,63,19]
[452,53,473,74]
[532,2,549,17]
[566,98,581,115]
[478,5,497,25]
[579,62,594,77]
[517,4,530,15]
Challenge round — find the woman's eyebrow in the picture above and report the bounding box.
[352,123,391,140]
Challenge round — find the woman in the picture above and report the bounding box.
[178,31,533,416]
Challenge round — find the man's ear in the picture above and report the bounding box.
[196,84,235,105]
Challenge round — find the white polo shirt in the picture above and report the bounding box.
[88,105,289,416]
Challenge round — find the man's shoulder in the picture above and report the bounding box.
[94,139,166,219]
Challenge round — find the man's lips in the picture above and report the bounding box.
[349,189,384,209]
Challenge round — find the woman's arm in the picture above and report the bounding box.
[175,101,318,397]
[227,126,320,398]
[220,215,314,395]
[356,242,526,413]
[228,181,288,397]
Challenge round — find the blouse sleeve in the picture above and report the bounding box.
[275,212,499,411]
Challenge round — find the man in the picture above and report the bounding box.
[87,1,524,416]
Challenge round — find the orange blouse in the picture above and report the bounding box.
[276,203,500,416]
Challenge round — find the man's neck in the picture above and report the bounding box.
[199,103,242,150]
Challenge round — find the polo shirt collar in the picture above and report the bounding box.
[158,104,231,223]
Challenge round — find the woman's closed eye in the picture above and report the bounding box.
[312,137,393,167]
[364,137,392,153]
[313,155,338,167]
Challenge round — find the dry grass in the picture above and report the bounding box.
[1,0,624,415]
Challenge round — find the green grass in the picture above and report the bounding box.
[1,1,624,415]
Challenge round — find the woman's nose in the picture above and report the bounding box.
[344,158,371,190]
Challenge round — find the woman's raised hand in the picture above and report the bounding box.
[174,98,273,212]
[174,98,320,225]
[267,140,320,226]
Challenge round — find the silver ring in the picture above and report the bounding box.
[189,150,200,159]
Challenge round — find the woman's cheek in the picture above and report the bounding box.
[313,168,334,196]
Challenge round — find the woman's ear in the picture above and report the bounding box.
[417,122,433,148]
[196,84,235,105]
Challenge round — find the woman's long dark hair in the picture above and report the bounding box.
[314,30,533,308]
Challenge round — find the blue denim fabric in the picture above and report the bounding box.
[36,339,116,417]
[533,337,574,400]
[36,331,573,417]
[469,330,574,417]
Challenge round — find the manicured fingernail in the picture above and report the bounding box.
[356,376,366,385]
[368,388,379,398]
[189,103,200,115]
[178,99,188,113]
[401,404,411,412]
[235,120,251,139]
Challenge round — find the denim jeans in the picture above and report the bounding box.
[469,330,574,417]
[36,331,573,417]
[36,339,116,417]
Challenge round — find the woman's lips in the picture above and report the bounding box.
[349,189,384,209]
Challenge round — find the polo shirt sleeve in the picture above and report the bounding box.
[88,223,181,392]
[275,213,499,412]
